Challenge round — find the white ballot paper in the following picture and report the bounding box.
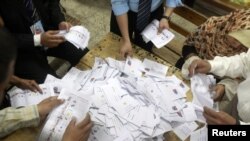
[190,126,208,141]
[38,89,91,141]
[191,74,219,112]
[8,84,56,107]
[141,19,175,48]
[173,122,199,141]
[57,25,90,50]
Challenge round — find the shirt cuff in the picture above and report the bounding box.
[208,60,220,74]
[21,105,40,126]
[34,34,42,47]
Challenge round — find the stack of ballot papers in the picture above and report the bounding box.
[141,19,175,49]
[57,25,90,50]
[8,57,213,141]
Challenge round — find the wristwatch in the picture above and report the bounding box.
[162,16,171,21]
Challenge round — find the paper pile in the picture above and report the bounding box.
[57,25,90,50]
[141,19,175,49]
[8,57,213,141]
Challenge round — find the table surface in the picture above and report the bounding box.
[2,32,193,141]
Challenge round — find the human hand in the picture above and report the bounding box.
[203,107,236,125]
[41,30,65,48]
[120,41,133,58]
[188,59,211,77]
[59,22,72,31]
[158,18,170,33]
[37,96,64,121]
[16,78,42,93]
[213,84,225,102]
[62,114,93,141]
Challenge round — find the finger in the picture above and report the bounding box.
[188,60,198,77]
[83,122,93,133]
[204,106,219,118]
[77,114,91,128]
[69,117,77,127]
[203,112,217,125]
[50,35,65,40]
[158,26,163,34]
[49,40,65,46]
[47,30,60,35]
[49,97,64,108]
[30,80,43,93]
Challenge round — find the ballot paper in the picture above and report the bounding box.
[8,84,56,107]
[191,74,219,112]
[57,25,90,50]
[173,122,199,141]
[190,126,208,141]
[141,19,175,48]
[141,59,168,78]
[9,57,205,141]
[38,89,91,141]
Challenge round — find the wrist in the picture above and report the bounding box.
[162,15,171,21]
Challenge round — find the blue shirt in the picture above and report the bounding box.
[111,0,183,16]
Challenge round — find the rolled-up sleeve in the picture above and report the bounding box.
[111,0,130,16]
[166,0,184,7]
[0,105,40,138]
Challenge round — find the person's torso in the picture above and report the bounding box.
[128,0,163,13]
[0,0,51,34]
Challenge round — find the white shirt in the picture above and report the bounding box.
[209,49,250,124]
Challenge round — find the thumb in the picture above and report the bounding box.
[69,117,77,127]
[158,25,163,33]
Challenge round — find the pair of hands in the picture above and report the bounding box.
[37,96,92,141]
[41,22,72,48]
[120,19,169,58]
[189,59,237,125]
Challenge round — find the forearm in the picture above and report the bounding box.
[209,50,250,78]
[0,105,40,138]
[163,7,174,17]
[116,13,130,43]
[9,75,21,86]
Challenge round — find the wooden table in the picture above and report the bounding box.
[2,32,193,141]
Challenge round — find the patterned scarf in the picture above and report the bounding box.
[185,8,250,60]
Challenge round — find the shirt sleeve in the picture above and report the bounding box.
[111,0,130,16]
[209,49,250,79]
[165,0,184,7]
[0,105,40,138]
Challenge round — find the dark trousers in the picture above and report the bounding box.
[110,5,164,52]
[15,41,89,84]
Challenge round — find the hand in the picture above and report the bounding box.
[15,78,42,93]
[188,59,211,77]
[120,41,133,58]
[158,18,169,33]
[62,114,93,141]
[59,22,72,31]
[213,84,225,102]
[41,30,65,48]
[203,107,236,125]
[37,96,64,121]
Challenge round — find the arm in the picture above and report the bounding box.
[48,0,65,28]
[159,0,183,32]
[10,75,42,93]
[209,50,250,78]
[111,0,132,58]
[0,105,40,138]
[189,49,250,78]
